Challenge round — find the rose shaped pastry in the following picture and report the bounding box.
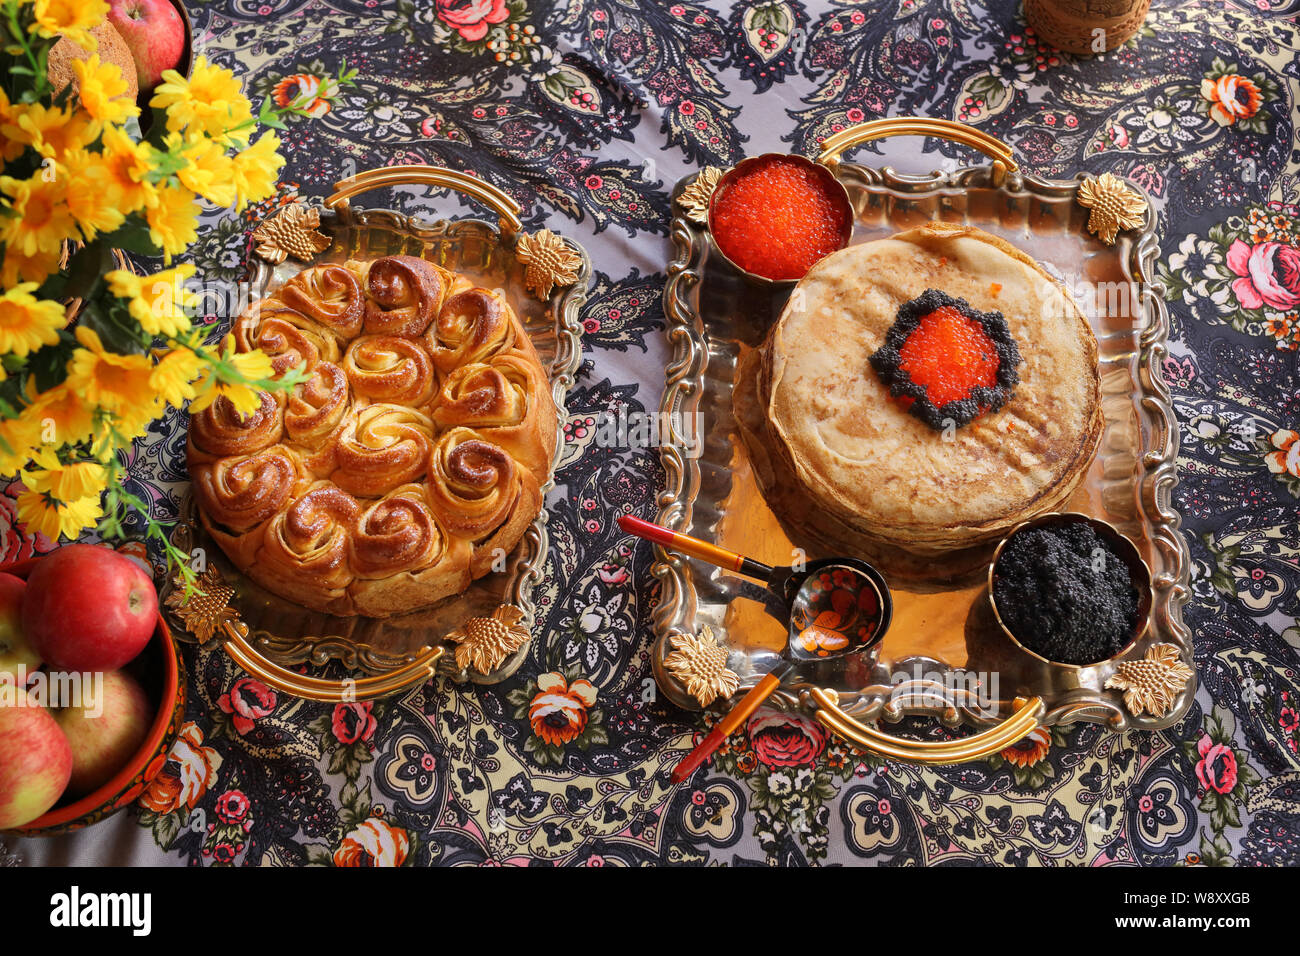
[284,361,350,465]
[235,299,342,378]
[190,254,557,617]
[349,485,475,614]
[342,335,436,406]
[254,483,361,614]
[188,391,285,463]
[350,484,446,578]
[426,287,516,374]
[361,255,449,338]
[431,353,554,474]
[278,263,367,340]
[426,427,540,575]
[332,404,435,498]
[191,445,308,567]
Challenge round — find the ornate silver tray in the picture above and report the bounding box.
[651,119,1193,762]
[161,166,589,701]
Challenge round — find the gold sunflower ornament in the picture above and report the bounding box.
[447,604,531,675]
[1076,172,1148,245]
[676,167,722,226]
[1104,643,1194,718]
[664,625,740,708]
[515,229,581,300]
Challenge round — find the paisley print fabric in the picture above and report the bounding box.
[6,1,1300,867]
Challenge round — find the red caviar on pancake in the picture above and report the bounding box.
[710,156,849,281]
[870,289,1022,430]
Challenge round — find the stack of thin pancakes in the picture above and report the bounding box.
[736,222,1102,585]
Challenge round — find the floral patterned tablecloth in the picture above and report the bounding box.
[5,0,1300,867]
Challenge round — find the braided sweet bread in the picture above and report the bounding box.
[189,254,556,617]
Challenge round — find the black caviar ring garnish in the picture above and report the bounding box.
[869,288,1022,431]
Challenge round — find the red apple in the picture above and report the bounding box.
[22,544,158,673]
[54,669,153,799]
[107,0,185,90]
[0,574,39,681]
[0,697,72,829]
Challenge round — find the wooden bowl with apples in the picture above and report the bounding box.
[0,545,185,836]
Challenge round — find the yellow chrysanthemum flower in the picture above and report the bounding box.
[65,327,160,426]
[1,103,101,161]
[175,134,237,207]
[0,283,65,358]
[106,264,196,338]
[151,57,254,143]
[15,487,103,543]
[0,414,42,477]
[229,345,275,381]
[25,383,97,449]
[24,449,109,502]
[70,54,140,125]
[0,245,61,287]
[188,335,274,416]
[63,148,127,241]
[28,0,109,50]
[0,90,25,162]
[98,125,157,215]
[145,184,200,262]
[151,348,203,408]
[187,368,261,417]
[0,173,78,256]
[231,131,284,207]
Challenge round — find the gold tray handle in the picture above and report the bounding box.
[325,164,523,239]
[223,630,445,702]
[808,687,1045,764]
[816,117,1019,186]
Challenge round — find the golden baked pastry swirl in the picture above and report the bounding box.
[426,427,520,540]
[362,255,446,337]
[426,288,515,374]
[351,484,445,578]
[426,427,541,576]
[189,391,284,461]
[191,444,303,534]
[255,483,361,607]
[278,264,366,340]
[284,361,350,444]
[342,335,436,406]
[431,359,526,426]
[191,253,558,618]
[431,353,553,473]
[235,300,341,378]
[332,404,434,497]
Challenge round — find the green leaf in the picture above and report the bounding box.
[28,336,73,393]
[153,812,181,850]
[303,843,334,866]
[257,95,287,131]
[353,780,373,818]
[97,221,162,257]
[77,299,148,355]
[61,240,112,303]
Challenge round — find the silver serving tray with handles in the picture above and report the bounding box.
[160,166,589,701]
[651,119,1192,762]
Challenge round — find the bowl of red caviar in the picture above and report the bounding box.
[708,153,853,286]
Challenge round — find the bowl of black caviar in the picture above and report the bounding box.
[988,513,1153,668]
